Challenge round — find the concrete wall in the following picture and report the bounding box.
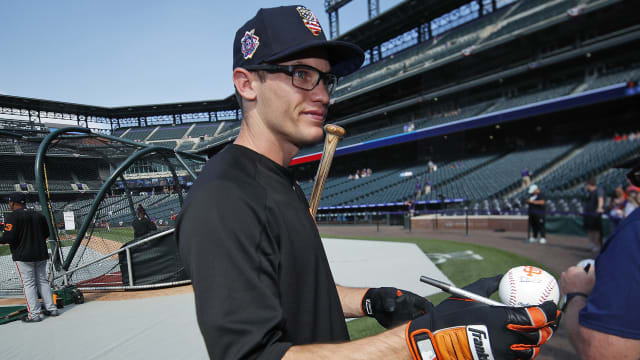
[411,215,528,232]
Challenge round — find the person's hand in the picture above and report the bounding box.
[407,299,558,360]
[361,287,433,328]
[560,265,595,295]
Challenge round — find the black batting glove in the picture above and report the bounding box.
[361,287,433,328]
[407,275,559,360]
[435,275,503,314]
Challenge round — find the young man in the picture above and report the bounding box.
[527,184,547,244]
[0,192,59,322]
[178,6,557,359]
[560,163,640,359]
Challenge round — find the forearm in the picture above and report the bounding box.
[336,285,368,318]
[564,296,588,352]
[283,324,411,360]
[565,297,640,359]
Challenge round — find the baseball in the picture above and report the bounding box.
[499,266,560,306]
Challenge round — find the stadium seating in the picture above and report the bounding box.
[176,141,196,151]
[482,0,579,43]
[334,10,501,98]
[535,137,640,194]
[0,142,17,153]
[196,123,241,150]
[121,128,154,141]
[188,123,221,138]
[585,66,640,91]
[148,125,190,141]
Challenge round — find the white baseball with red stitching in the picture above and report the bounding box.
[498,266,560,306]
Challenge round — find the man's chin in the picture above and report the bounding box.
[295,129,325,147]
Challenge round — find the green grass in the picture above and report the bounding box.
[321,235,552,340]
[62,227,135,244]
[0,245,10,256]
[90,227,135,243]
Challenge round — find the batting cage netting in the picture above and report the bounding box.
[0,127,207,294]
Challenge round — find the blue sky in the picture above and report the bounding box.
[0,1,399,107]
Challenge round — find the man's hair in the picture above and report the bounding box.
[586,178,597,186]
[234,70,267,112]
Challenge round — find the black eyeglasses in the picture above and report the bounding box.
[245,64,338,96]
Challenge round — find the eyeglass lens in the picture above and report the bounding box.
[291,67,336,95]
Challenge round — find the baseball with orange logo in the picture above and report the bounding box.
[498,265,560,306]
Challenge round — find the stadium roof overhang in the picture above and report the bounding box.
[335,0,470,51]
[108,95,239,118]
[0,94,239,119]
[0,94,111,118]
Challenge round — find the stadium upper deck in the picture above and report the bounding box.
[1,0,638,215]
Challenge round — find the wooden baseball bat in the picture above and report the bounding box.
[309,124,345,217]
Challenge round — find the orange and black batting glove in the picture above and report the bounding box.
[406,274,558,360]
[361,287,433,328]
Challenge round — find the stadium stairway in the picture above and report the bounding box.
[504,142,584,199]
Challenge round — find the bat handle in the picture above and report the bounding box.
[309,124,345,217]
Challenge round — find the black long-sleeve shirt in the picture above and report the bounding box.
[1,208,50,262]
[177,144,348,360]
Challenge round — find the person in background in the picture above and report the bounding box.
[623,185,639,218]
[559,162,640,359]
[132,206,157,239]
[521,168,531,188]
[415,177,422,198]
[527,184,547,244]
[0,192,59,322]
[424,178,431,196]
[583,178,604,252]
[607,185,626,228]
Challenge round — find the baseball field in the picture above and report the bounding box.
[329,234,550,339]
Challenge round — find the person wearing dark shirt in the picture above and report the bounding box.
[132,207,157,239]
[527,184,547,244]
[177,5,557,360]
[0,192,58,322]
[583,178,604,252]
[560,163,640,359]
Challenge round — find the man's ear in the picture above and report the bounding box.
[233,68,257,102]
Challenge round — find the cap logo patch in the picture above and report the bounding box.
[241,29,260,60]
[296,6,322,36]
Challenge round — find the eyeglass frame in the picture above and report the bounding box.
[243,63,338,96]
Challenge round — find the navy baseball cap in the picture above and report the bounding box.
[233,5,364,77]
[8,192,26,204]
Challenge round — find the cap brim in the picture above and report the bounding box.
[265,40,364,77]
